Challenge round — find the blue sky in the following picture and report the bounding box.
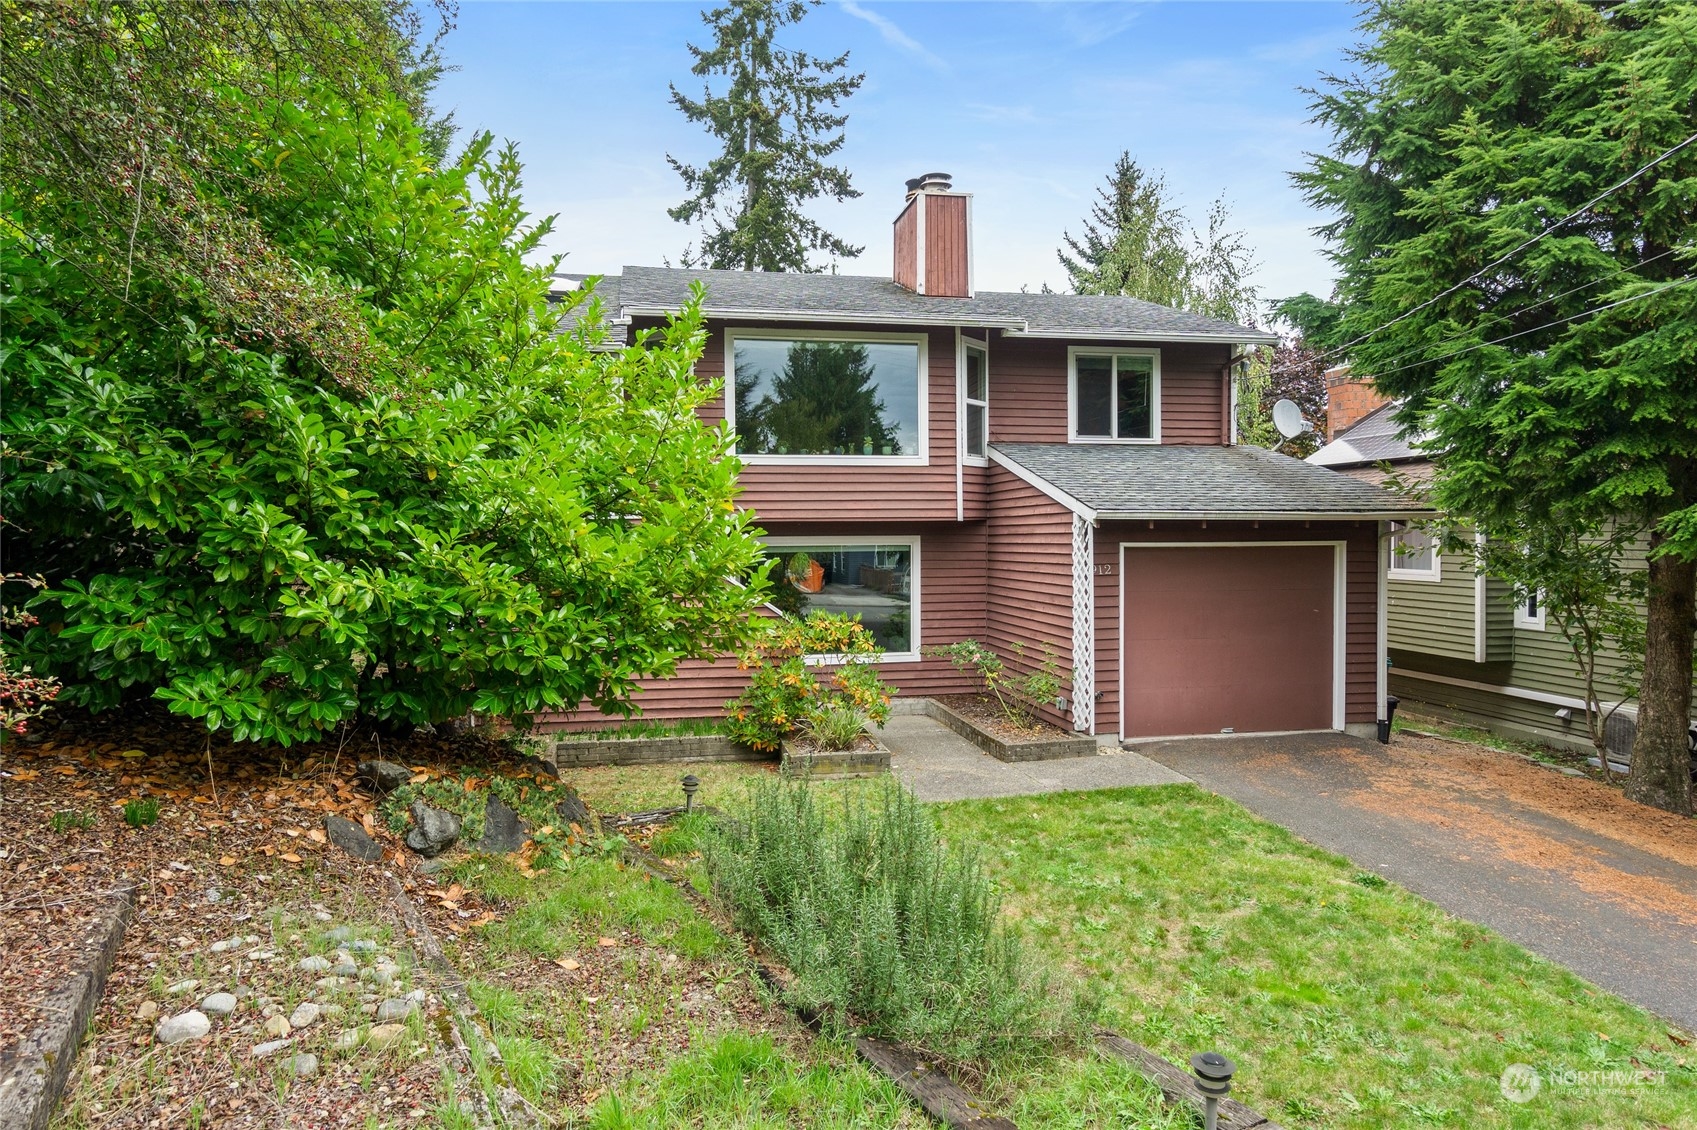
[432,1,1362,309]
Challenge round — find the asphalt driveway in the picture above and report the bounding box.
[1136,730,1697,1033]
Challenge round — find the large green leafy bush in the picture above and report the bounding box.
[2,14,767,744]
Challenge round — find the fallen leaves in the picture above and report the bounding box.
[596,937,618,948]
[553,957,581,971]
[279,852,303,864]
[218,855,237,866]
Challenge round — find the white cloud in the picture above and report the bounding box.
[838,1,951,72]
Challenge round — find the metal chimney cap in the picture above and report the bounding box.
[906,172,954,198]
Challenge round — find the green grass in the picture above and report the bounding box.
[569,716,728,741]
[934,785,1696,1129]
[565,759,774,815]
[583,1032,912,1129]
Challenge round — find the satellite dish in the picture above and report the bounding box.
[1272,398,1307,440]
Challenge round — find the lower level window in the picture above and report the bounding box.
[763,540,916,655]
[1515,589,1546,631]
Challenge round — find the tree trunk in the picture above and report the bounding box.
[1625,538,1695,815]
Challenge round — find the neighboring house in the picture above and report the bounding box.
[553,174,1426,743]
[1309,381,1654,762]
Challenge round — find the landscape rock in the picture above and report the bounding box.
[282,1053,319,1079]
[333,1029,366,1052]
[347,939,378,954]
[471,794,529,854]
[404,801,460,857]
[554,786,594,831]
[209,936,245,954]
[331,962,359,978]
[375,997,417,1022]
[136,1001,159,1022]
[323,814,384,863]
[356,759,413,795]
[165,978,198,995]
[264,1014,292,1039]
[298,955,332,973]
[323,926,354,944]
[201,992,238,1016]
[519,753,559,778]
[155,1011,211,1045]
[288,1002,321,1029]
[252,1038,292,1059]
[365,1023,407,1051]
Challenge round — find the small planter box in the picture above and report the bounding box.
[780,733,891,779]
[924,698,1097,763]
[552,732,774,770]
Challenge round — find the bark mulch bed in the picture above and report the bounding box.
[932,694,1071,744]
[0,708,544,1129]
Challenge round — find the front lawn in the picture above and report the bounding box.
[938,785,1694,1129]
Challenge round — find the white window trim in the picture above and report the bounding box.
[761,534,921,663]
[1067,346,1161,444]
[962,339,989,467]
[1387,522,1442,582]
[725,327,929,466]
[1515,589,1547,631]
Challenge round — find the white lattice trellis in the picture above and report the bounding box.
[1070,513,1096,733]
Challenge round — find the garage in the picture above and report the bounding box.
[1122,543,1340,738]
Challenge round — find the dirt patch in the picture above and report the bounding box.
[1339,732,1697,927]
[934,694,1071,743]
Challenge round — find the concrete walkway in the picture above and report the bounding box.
[881,714,1188,801]
[1138,730,1697,1032]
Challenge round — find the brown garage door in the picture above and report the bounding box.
[1122,544,1335,738]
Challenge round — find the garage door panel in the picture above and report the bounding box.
[1123,545,1335,737]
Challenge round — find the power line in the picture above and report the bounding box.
[1358,274,1697,383]
[1317,242,1693,380]
[1301,127,1697,367]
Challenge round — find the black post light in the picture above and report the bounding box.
[681,773,700,813]
[1190,1051,1237,1130]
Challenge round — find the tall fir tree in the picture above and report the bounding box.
[1295,0,1697,814]
[1058,152,1260,325]
[668,0,864,272]
[735,343,898,455]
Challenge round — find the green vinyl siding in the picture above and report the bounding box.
[1482,575,1515,660]
[1387,550,1478,661]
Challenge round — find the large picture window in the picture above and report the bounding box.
[762,540,917,657]
[730,333,923,459]
[1071,350,1158,441]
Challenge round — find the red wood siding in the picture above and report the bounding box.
[985,466,1076,729]
[541,522,987,731]
[893,200,919,292]
[922,194,970,298]
[682,320,963,523]
[988,338,1233,445]
[1094,522,1379,736]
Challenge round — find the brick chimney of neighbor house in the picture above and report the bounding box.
[1323,364,1391,440]
[892,172,973,298]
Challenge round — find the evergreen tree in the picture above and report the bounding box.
[1058,152,1259,325]
[668,0,864,272]
[1295,0,1697,814]
[737,343,898,455]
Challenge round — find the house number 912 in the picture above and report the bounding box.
[1094,564,1113,575]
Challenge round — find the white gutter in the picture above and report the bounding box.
[1093,508,1438,523]
[618,304,1028,331]
[1004,328,1280,346]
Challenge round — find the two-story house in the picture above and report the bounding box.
[555,174,1426,744]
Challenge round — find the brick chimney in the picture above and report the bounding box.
[892,172,972,298]
[1324,364,1391,440]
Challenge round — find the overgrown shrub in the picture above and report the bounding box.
[703,775,1089,1062]
[722,614,894,752]
[928,638,1066,728]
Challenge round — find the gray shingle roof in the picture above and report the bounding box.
[553,265,1277,348]
[1306,402,1428,468]
[991,442,1431,520]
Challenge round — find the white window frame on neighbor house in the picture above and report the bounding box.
[724,327,929,466]
[1514,588,1547,631]
[761,535,922,663]
[1387,521,1441,581]
[1067,346,1161,444]
[961,338,989,465]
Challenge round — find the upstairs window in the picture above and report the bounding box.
[964,343,988,459]
[1388,522,1441,581]
[1515,588,1546,631]
[729,331,924,461]
[1071,349,1159,442]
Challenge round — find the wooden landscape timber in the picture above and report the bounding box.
[1095,1029,1284,1130]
